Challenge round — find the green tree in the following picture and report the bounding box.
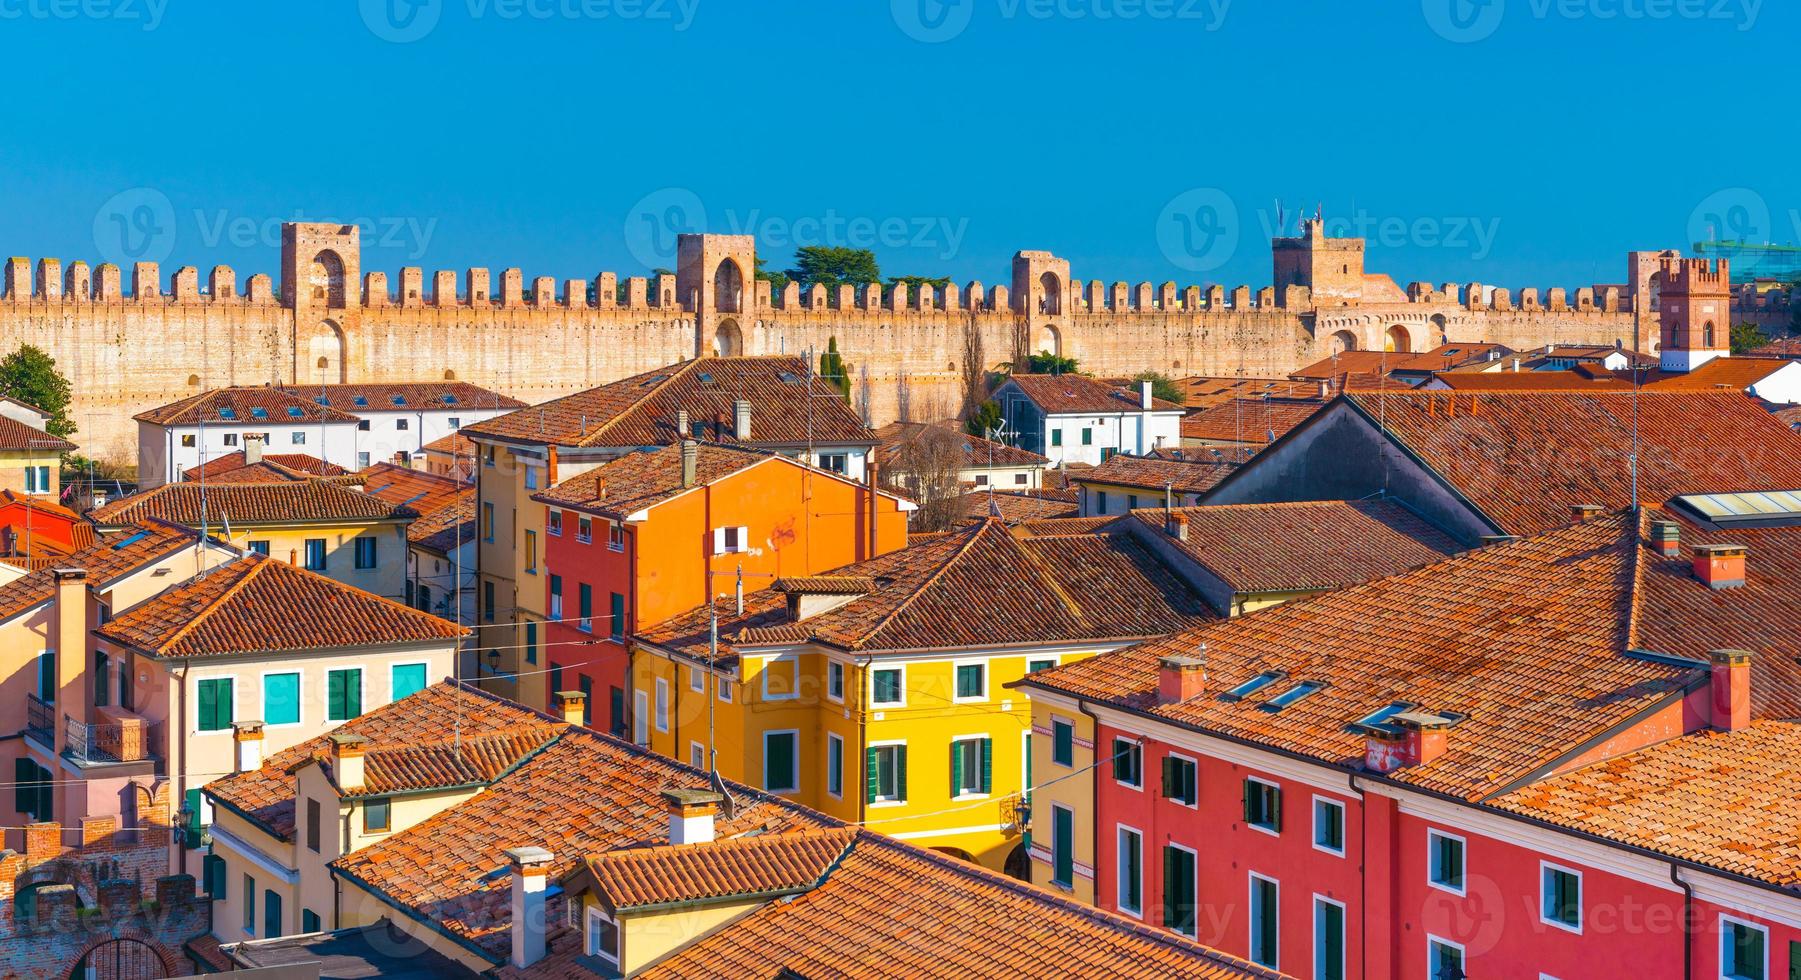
[0,344,75,439]
[1027,351,1079,375]
[965,399,1003,440]
[1132,370,1186,405]
[754,256,790,295]
[819,337,852,401]
[615,268,673,305]
[887,274,952,293]
[1730,321,1768,355]
[788,247,881,289]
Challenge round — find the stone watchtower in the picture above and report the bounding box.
[281,223,362,384]
[1012,251,1074,361]
[1271,219,1365,309]
[1656,256,1732,373]
[676,234,756,357]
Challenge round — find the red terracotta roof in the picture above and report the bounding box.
[134,387,362,426]
[358,463,469,517]
[1386,342,1514,374]
[1132,501,1463,594]
[205,681,563,842]
[1343,390,1801,535]
[1749,336,1801,359]
[0,415,74,452]
[1643,356,1798,391]
[0,520,201,623]
[1001,374,1184,414]
[1290,350,1399,381]
[1431,370,1636,391]
[1075,453,1241,494]
[1174,376,1321,409]
[278,381,524,412]
[463,356,873,449]
[873,420,1048,469]
[183,452,349,483]
[96,553,467,658]
[89,481,415,528]
[956,489,1078,526]
[1019,514,1697,800]
[531,443,771,520]
[581,828,855,915]
[1182,396,1328,445]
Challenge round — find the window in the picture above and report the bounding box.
[242,875,256,934]
[1261,680,1325,712]
[1051,804,1076,888]
[1015,473,1028,485]
[14,759,52,821]
[818,452,850,474]
[1095,490,1109,513]
[24,465,49,495]
[548,574,562,619]
[1313,797,1345,855]
[826,661,844,702]
[302,909,321,933]
[1226,671,1284,700]
[1027,657,1056,673]
[264,887,283,937]
[354,536,377,570]
[1427,937,1463,980]
[94,652,110,707]
[609,592,624,640]
[1721,916,1767,980]
[1117,826,1143,915]
[1112,738,1143,788]
[579,675,593,725]
[1163,844,1197,936]
[523,530,536,572]
[871,667,903,706]
[1051,718,1075,767]
[363,797,391,834]
[1244,777,1282,832]
[633,689,648,744]
[1428,830,1465,894]
[688,665,704,692]
[303,538,327,571]
[357,451,370,468]
[1127,493,1138,510]
[448,417,461,429]
[577,516,592,543]
[203,854,226,898]
[1541,863,1581,932]
[483,580,495,622]
[954,662,986,700]
[763,655,798,700]
[181,433,196,447]
[654,678,669,732]
[690,741,705,769]
[1356,701,1414,733]
[306,798,321,852]
[1161,754,1198,805]
[608,521,625,551]
[224,433,239,446]
[482,502,495,542]
[867,744,907,803]
[524,621,537,665]
[1249,874,1279,969]
[1081,427,1093,446]
[391,663,427,701]
[609,686,625,736]
[1315,897,1346,980]
[247,540,270,556]
[547,510,562,536]
[951,737,991,796]
[974,474,989,486]
[826,734,844,798]
[197,677,233,732]
[586,906,619,966]
[713,525,748,555]
[262,672,300,726]
[1050,429,1063,447]
[326,668,363,721]
[291,431,306,445]
[578,584,593,633]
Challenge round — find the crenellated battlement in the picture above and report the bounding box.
[1659,255,1731,293]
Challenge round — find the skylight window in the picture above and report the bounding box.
[353,396,369,407]
[1259,680,1325,713]
[250,407,268,420]
[1354,701,1416,734]
[218,408,236,420]
[697,372,714,383]
[442,394,458,405]
[778,371,801,384]
[1224,671,1285,701]
[391,395,406,406]
[314,396,328,406]
[286,406,303,418]
[112,530,150,550]
[1672,490,1801,528]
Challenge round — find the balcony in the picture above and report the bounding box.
[25,693,53,744]
[66,708,154,764]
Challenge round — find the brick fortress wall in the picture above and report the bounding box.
[1,221,1791,462]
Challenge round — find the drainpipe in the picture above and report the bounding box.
[1349,772,1370,980]
[855,652,872,828]
[172,659,189,877]
[1670,864,1693,979]
[1075,697,1104,900]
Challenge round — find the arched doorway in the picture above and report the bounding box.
[1036,323,1062,358]
[1329,329,1358,354]
[714,259,744,314]
[1385,324,1412,353]
[1039,272,1061,315]
[1003,843,1031,881]
[713,318,743,357]
[307,319,346,384]
[1430,313,1448,347]
[309,250,347,308]
[73,937,171,980]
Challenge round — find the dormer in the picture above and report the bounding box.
[771,576,876,621]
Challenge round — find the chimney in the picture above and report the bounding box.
[51,568,86,754]
[553,690,585,726]
[662,788,724,845]
[1707,649,1752,732]
[1692,543,1747,589]
[329,732,368,793]
[232,720,265,773]
[545,444,559,487]
[675,409,689,439]
[506,846,555,968]
[1650,520,1682,559]
[1569,503,1603,522]
[732,398,752,440]
[680,439,698,488]
[1165,512,1189,541]
[1363,712,1453,772]
[1157,653,1206,705]
[243,434,264,465]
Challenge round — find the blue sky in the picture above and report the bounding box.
[0,0,1791,293]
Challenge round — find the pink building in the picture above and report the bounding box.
[1022,506,1801,980]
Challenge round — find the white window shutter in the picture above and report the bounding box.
[736,526,750,552]
[712,527,727,555]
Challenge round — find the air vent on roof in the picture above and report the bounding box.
[1223,671,1284,701]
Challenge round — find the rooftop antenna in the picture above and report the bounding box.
[1630,290,1643,511]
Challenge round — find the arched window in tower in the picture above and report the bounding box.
[1703,322,1716,348]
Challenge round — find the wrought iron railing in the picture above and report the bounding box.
[25,693,54,743]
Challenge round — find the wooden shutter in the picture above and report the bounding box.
[14,759,32,814]
[1162,757,1178,798]
[1242,778,1254,822]
[199,679,218,731]
[328,671,344,719]
[1269,784,1282,831]
[712,528,727,555]
[980,738,992,794]
[950,742,963,797]
[895,745,908,802]
[1162,846,1177,928]
[865,747,879,804]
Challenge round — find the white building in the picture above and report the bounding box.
[994,375,1185,468]
[136,383,524,487]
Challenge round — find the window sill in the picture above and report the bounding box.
[1246,822,1281,837]
[869,800,907,809]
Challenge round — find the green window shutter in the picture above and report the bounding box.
[348,670,362,718]
[1322,902,1344,980]
[865,747,879,804]
[198,680,217,731]
[265,888,282,938]
[14,759,31,814]
[895,745,908,802]
[327,670,343,720]
[1161,757,1176,798]
[1270,785,1282,831]
[950,742,963,797]
[1022,734,1033,804]
[183,788,203,849]
[264,673,300,726]
[1053,807,1074,884]
[1242,779,1254,822]
[1162,846,1177,927]
[980,737,992,794]
[610,592,625,639]
[37,767,51,823]
[302,908,321,933]
[391,663,427,701]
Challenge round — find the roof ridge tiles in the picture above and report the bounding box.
[152,556,268,654]
[846,521,999,650]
